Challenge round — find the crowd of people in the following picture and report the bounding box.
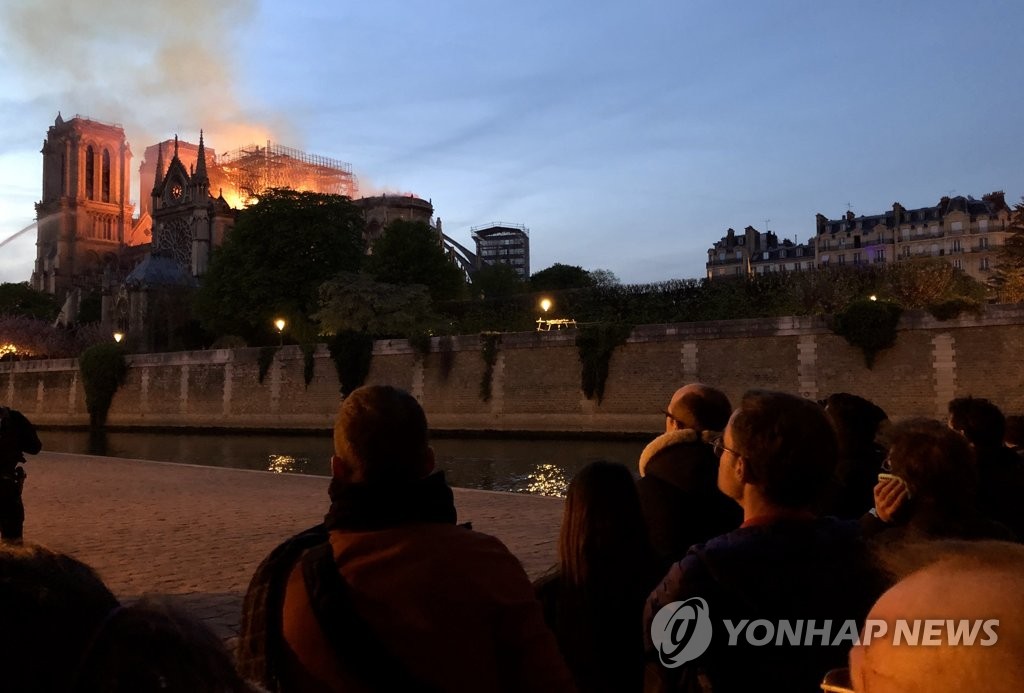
[2,383,1023,692]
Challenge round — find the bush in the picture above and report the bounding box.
[479,333,501,402]
[79,343,128,429]
[575,323,632,403]
[926,298,983,321]
[328,331,374,396]
[831,300,903,368]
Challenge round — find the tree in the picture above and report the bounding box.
[991,199,1024,302]
[470,263,526,299]
[363,220,466,302]
[0,282,59,321]
[194,189,365,342]
[530,263,595,292]
[881,258,984,309]
[314,272,436,337]
[588,268,621,288]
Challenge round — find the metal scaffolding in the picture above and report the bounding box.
[211,141,358,205]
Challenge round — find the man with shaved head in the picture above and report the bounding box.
[849,541,1024,693]
[637,383,740,565]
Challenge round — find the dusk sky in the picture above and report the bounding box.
[1,0,1022,285]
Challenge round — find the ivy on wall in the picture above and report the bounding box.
[79,343,128,429]
[328,330,374,396]
[300,343,317,387]
[479,332,502,402]
[408,331,432,361]
[257,346,279,384]
[438,336,455,382]
[575,323,632,403]
[831,299,903,368]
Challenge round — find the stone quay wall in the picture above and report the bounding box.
[3,305,1024,434]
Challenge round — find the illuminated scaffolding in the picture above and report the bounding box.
[210,141,358,206]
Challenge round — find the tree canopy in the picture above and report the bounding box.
[314,272,435,337]
[0,282,59,321]
[194,189,365,342]
[992,199,1024,302]
[530,263,595,292]
[470,263,526,299]
[363,220,466,302]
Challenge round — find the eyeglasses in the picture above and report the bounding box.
[881,456,893,473]
[711,435,741,459]
[820,668,853,693]
[662,410,685,427]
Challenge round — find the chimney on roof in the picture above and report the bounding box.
[816,213,828,235]
[982,191,1007,211]
[892,202,905,227]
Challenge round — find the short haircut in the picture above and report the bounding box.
[728,390,838,508]
[670,385,732,432]
[0,544,120,692]
[333,385,430,483]
[822,392,887,454]
[948,396,1005,449]
[887,417,976,508]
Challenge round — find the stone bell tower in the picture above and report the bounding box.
[32,113,134,302]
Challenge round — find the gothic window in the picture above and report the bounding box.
[156,218,193,268]
[102,150,111,202]
[86,146,95,200]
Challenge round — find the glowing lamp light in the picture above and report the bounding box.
[540,298,552,313]
[869,295,878,302]
[113,332,124,343]
[274,318,286,332]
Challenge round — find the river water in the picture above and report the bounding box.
[39,429,650,497]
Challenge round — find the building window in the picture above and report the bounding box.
[853,252,861,265]
[838,254,845,265]
[951,221,963,232]
[979,219,989,231]
[981,257,990,271]
[980,237,989,250]
[85,146,95,200]
[875,248,886,262]
[952,239,961,252]
[102,150,111,203]
[954,258,963,270]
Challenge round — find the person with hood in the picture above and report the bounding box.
[644,390,885,693]
[637,384,741,567]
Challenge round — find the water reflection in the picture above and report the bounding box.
[40,430,647,497]
[523,463,569,497]
[267,454,314,474]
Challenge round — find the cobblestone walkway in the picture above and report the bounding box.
[22,452,563,641]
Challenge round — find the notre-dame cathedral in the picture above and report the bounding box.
[29,113,437,350]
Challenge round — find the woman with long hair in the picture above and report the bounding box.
[534,460,661,693]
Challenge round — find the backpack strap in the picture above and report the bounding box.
[300,542,440,693]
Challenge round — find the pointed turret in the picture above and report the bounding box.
[194,129,209,185]
[152,142,165,196]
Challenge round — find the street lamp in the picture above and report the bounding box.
[113,332,124,344]
[540,298,552,313]
[869,295,878,302]
[274,318,286,346]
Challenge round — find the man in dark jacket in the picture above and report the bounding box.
[644,390,885,693]
[948,397,1024,538]
[0,405,42,543]
[637,384,740,566]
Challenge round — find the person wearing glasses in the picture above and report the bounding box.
[644,390,886,693]
[636,384,740,567]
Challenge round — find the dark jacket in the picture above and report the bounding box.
[636,430,742,567]
[0,408,42,471]
[975,445,1024,540]
[645,517,886,693]
[535,569,658,693]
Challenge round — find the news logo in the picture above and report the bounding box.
[650,597,714,668]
